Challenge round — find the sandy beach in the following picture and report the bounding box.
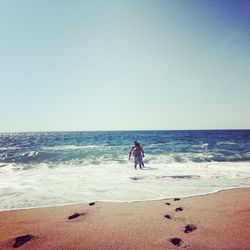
[1,188,250,250]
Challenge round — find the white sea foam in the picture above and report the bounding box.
[42,145,103,150]
[216,141,237,145]
[22,151,39,157]
[0,161,250,211]
[0,146,19,151]
[145,152,216,164]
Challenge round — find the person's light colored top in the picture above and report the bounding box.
[129,144,144,160]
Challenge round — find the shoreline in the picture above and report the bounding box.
[0,187,248,213]
[1,188,250,249]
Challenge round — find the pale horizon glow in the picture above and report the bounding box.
[0,0,249,132]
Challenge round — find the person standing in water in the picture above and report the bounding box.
[129,141,145,169]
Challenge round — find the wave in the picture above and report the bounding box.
[0,146,19,151]
[0,150,41,164]
[145,153,215,164]
[200,143,208,148]
[1,150,250,165]
[145,143,167,148]
[22,151,39,157]
[216,141,237,145]
[42,145,103,150]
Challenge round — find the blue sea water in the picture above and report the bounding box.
[0,130,250,210]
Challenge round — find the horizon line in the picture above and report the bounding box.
[0,128,250,134]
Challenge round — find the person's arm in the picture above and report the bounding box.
[141,147,145,157]
[129,147,133,160]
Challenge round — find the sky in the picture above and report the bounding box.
[0,0,249,132]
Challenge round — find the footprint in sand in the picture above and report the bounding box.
[184,224,197,233]
[89,202,95,206]
[164,214,172,220]
[175,207,183,212]
[169,237,182,247]
[68,212,87,220]
[165,202,171,205]
[13,234,34,248]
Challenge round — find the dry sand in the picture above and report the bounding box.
[1,188,250,250]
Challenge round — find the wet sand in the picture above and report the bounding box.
[0,188,250,249]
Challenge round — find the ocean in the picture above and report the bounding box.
[0,130,250,211]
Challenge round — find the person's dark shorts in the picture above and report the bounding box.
[134,155,144,165]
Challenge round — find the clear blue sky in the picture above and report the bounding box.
[0,0,249,132]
